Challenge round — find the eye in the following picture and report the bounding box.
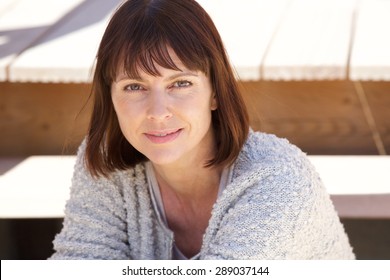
[124,83,144,92]
[172,80,192,88]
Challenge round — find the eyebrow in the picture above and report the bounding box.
[166,71,199,81]
[116,71,199,83]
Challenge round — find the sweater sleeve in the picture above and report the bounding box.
[201,150,355,260]
[50,141,131,259]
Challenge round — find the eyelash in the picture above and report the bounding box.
[124,84,144,91]
[123,80,193,92]
[171,80,193,89]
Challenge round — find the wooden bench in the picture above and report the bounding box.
[0,155,389,219]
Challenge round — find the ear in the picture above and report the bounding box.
[210,93,218,111]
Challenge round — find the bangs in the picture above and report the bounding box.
[114,40,210,82]
[122,41,184,79]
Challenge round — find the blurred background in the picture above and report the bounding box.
[0,0,389,259]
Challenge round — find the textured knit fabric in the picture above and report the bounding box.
[50,131,355,260]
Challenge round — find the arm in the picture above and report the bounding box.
[201,157,355,259]
[50,142,131,259]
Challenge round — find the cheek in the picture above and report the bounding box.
[183,100,214,129]
[113,100,127,119]
[113,95,137,118]
[112,99,141,133]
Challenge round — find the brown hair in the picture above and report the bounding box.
[86,0,249,177]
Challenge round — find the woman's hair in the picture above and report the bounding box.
[86,0,249,177]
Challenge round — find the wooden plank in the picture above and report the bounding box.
[0,82,92,156]
[0,80,379,156]
[240,81,378,154]
[350,0,390,81]
[9,0,120,83]
[262,0,356,80]
[197,0,289,81]
[0,0,85,81]
[361,82,390,154]
[241,81,377,154]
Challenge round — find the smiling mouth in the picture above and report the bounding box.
[144,129,182,144]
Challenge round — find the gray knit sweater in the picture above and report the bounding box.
[51,131,355,259]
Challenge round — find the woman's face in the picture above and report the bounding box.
[111,51,217,168]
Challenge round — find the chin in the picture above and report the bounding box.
[144,151,183,166]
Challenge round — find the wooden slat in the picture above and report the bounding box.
[9,0,120,83]
[1,81,383,157]
[0,82,91,157]
[197,0,289,81]
[240,81,378,155]
[0,0,85,81]
[362,82,390,154]
[262,0,356,80]
[349,0,390,81]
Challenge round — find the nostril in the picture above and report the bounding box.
[147,106,173,121]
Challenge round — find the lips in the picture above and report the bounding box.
[144,129,182,144]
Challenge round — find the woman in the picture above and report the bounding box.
[51,0,354,259]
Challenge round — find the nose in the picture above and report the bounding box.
[146,91,173,121]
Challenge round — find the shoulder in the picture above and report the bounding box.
[208,130,322,220]
[69,139,148,205]
[236,129,307,170]
[232,130,317,192]
[204,131,322,243]
[221,131,321,216]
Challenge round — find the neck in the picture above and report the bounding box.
[152,161,223,200]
